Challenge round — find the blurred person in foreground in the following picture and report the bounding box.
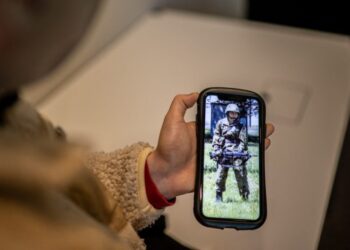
[0,1,274,249]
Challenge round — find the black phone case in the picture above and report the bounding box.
[194,87,267,230]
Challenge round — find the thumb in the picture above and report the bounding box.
[165,93,199,123]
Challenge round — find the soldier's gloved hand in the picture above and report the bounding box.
[237,144,245,152]
[213,148,222,155]
[213,145,220,151]
[223,132,231,138]
[224,128,237,138]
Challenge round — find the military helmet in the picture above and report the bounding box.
[225,103,240,114]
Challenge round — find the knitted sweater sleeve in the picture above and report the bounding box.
[85,142,163,230]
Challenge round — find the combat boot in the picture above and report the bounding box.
[216,191,223,203]
[242,192,249,201]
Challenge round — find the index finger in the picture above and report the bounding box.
[266,123,275,137]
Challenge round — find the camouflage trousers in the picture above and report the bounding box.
[215,163,250,199]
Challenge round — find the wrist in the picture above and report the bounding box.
[144,163,176,209]
[146,151,175,199]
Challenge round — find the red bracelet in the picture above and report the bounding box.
[144,162,176,209]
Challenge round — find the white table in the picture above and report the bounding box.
[38,10,350,250]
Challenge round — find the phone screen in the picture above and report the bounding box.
[201,94,262,221]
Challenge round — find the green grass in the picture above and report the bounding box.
[202,142,260,220]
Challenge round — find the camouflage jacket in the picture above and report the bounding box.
[212,117,247,152]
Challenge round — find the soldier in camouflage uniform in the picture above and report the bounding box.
[212,103,249,202]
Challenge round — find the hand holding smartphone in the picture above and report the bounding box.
[194,87,266,230]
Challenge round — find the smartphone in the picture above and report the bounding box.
[194,87,266,230]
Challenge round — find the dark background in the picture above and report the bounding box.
[159,0,349,35]
[248,0,349,35]
[318,118,350,249]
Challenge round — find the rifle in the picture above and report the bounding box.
[209,150,252,163]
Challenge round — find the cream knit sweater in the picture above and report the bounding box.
[0,100,163,249]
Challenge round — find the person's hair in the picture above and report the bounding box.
[0,0,100,93]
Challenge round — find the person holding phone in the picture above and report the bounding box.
[0,0,275,249]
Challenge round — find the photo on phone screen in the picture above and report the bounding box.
[201,94,261,221]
